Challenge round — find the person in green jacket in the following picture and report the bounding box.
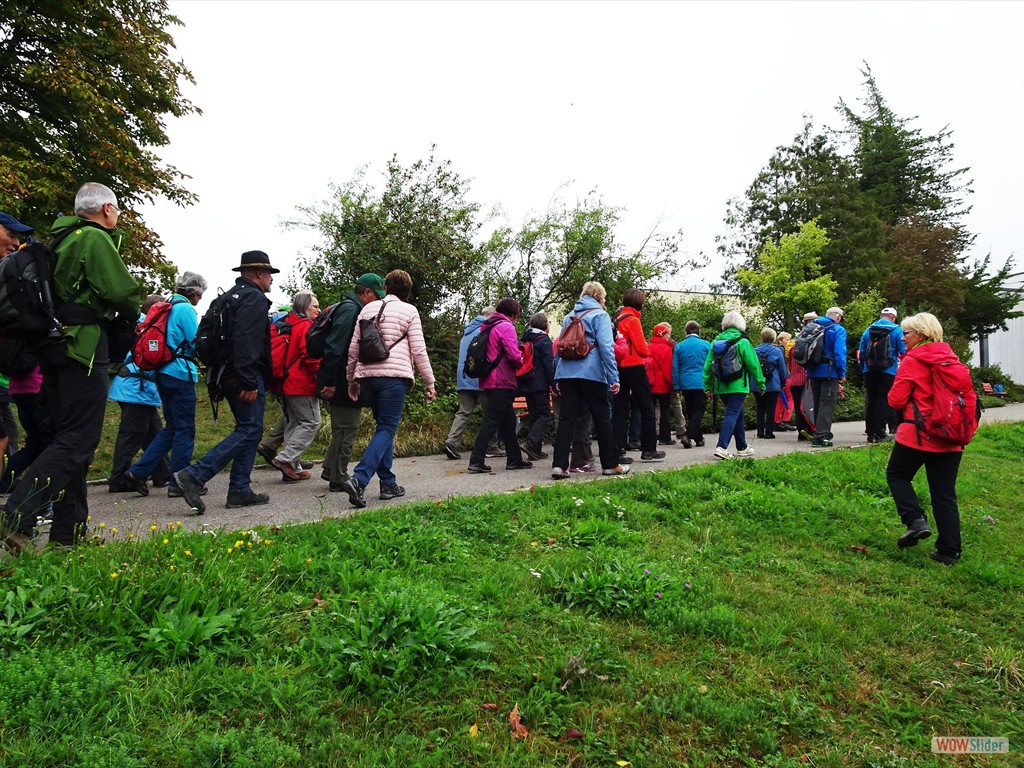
[703,311,765,460]
[3,182,141,552]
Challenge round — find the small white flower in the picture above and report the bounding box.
[617,510,624,519]
[528,568,542,579]
[574,498,585,507]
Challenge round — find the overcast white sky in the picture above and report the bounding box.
[141,0,1024,309]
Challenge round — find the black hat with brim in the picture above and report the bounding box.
[232,250,280,274]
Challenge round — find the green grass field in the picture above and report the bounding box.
[2,422,1021,766]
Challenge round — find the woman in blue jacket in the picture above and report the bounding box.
[753,327,790,439]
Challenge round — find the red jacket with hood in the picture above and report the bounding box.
[279,313,321,396]
[646,335,675,394]
[615,307,650,368]
[888,340,965,454]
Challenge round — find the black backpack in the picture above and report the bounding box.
[864,325,894,371]
[0,338,38,375]
[793,321,829,367]
[712,337,744,382]
[756,347,775,381]
[304,300,346,360]
[0,229,81,340]
[194,290,235,375]
[463,317,505,379]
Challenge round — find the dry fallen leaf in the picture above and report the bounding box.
[481,703,500,711]
[616,761,632,767]
[509,704,530,739]
[469,723,479,739]
[556,728,584,742]
[849,545,869,554]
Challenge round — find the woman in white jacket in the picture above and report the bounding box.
[342,269,436,508]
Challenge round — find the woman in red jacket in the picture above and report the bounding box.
[612,289,663,463]
[887,312,964,565]
[647,322,687,446]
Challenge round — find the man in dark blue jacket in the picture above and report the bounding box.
[805,307,847,448]
[517,312,555,460]
[173,252,275,514]
[859,307,906,443]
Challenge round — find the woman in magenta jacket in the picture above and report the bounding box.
[887,312,966,565]
[467,298,531,473]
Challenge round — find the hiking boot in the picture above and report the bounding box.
[897,517,932,549]
[506,460,533,470]
[640,450,666,462]
[272,457,310,481]
[520,442,544,461]
[713,447,732,460]
[125,471,149,497]
[320,468,331,482]
[799,429,816,442]
[225,490,270,509]
[810,439,833,448]
[602,464,631,476]
[762,433,776,439]
[617,453,634,464]
[484,448,506,459]
[168,484,209,498]
[299,460,314,470]
[694,438,705,447]
[329,482,347,492]
[173,469,206,514]
[659,438,677,446]
[257,443,277,465]
[626,441,641,451]
[680,435,693,449]
[340,476,367,508]
[442,443,461,460]
[379,483,406,500]
[735,447,755,457]
[929,549,961,566]
[3,530,31,556]
[551,467,570,480]
[467,463,492,474]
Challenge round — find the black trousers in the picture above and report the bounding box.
[520,389,551,451]
[864,370,896,439]
[886,441,962,557]
[0,392,55,492]
[681,389,707,441]
[110,402,170,487]
[791,384,810,436]
[552,378,617,471]
[613,365,656,453]
[470,389,524,467]
[754,391,779,437]
[4,346,109,545]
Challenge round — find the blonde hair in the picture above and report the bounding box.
[761,327,777,343]
[777,331,792,344]
[901,312,944,342]
[580,281,607,305]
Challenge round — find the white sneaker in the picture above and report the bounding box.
[713,447,732,460]
[602,464,631,476]
[735,447,755,457]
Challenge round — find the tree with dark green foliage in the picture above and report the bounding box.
[0,0,200,288]
[481,189,695,317]
[286,148,487,323]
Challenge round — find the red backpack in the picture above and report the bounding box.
[269,314,299,395]
[515,337,537,381]
[133,299,191,371]
[910,359,981,447]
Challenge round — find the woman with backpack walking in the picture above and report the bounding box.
[752,327,789,440]
[467,298,532,474]
[887,312,972,566]
[703,312,765,460]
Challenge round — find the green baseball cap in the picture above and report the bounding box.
[356,273,385,298]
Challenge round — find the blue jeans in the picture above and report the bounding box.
[130,374,196,484]
[352,377,407,489]
[187,376,266,494]
[717,393,748,451]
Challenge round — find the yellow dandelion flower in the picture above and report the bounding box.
[247,542,253,548]
[150,524,158,531]
[184,550,192,557]
[111,528,117,534]
[163,538,169,545]
[127,533,135,540]
[98,522,105,529]
[227,547,234,554]
[110,572,118,579]
[306,558,312,565]
[87,515,92,522]
[170,564,176,571]
[234,540,244,548]
[176,522,183,528]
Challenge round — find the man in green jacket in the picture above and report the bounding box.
[3,182,141,551]
[315,273,385,492]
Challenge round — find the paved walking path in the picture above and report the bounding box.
[58,403,1024,540]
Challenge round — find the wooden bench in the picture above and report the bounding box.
[982,382,1007,398]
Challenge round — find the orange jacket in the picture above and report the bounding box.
[614,307,649,368]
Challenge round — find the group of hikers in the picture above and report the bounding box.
[0,182,975,566]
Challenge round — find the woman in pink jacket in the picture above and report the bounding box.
[468,298,531,473]
[341,270,436,508]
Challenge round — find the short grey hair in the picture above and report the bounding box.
[292,290,316,317]
[74,182,117,216]
[721,311,747,332]
[480,306,495,318]
[175,270,208,299]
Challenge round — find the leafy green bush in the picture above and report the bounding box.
[541,554,673,617]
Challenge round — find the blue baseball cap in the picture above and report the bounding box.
[0,212,33,234]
